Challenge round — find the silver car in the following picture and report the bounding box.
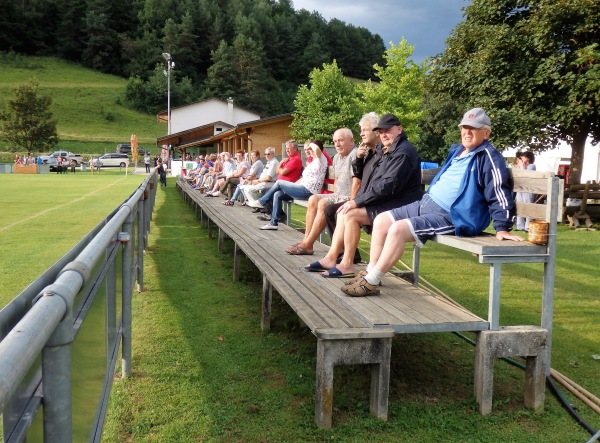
[96,153,130,168]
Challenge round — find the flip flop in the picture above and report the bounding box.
[320,267,355,278]
[304,261,328,272]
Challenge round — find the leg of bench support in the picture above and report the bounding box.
[207,219,212,239]
[412,245,420,287]
[233,243,242,282]
[315,336,393,428]
[474,326,548,415]
[218,228,225,252]
[488,263,502,330]
[260,276,272,331]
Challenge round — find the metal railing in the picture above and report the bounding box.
[0,172,158,442]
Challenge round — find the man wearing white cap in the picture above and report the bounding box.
[341,108,523,297]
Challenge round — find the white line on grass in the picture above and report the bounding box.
[0,178,128,233]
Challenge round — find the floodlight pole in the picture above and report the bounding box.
[162,52,174,135]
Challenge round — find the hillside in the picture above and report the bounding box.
[0,55,164,152]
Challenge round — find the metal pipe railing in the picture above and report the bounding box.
[0,173,157,442]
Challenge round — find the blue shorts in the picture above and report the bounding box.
[386,194,454,247]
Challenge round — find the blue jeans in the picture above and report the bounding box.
[258,180,313,225]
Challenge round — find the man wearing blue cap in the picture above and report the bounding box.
[341,108,523,296]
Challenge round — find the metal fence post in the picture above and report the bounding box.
[137,199,145,292]
[41,284,79,442]
[121,213,134,379]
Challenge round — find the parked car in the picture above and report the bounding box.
[116,143,149,156]
[40,151,83,165]
[95,153,130,168]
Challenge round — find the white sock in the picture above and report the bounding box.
[364,268,385,286]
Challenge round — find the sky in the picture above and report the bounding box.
[291,0,469,63]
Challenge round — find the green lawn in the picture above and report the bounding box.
[2,176,599,441]
[0,54,164,156]
[0,171,148,303]
[101,182,599,442]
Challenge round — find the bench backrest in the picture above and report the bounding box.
[421,167,564,224]
[322,166,336,193]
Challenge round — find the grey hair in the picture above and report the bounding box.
[286,140,298,150]
[334,127,354,139]
[265,146,275,155]
[359,112,380,129]
[481,124,491,132]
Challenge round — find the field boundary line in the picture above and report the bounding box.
[0,178,128,233]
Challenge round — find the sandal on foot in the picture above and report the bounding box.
[340,277,380,297]
[286,244,313,255]
[222,200,234,206]
[345,270,368,285]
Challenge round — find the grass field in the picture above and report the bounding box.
[0,171,147,302]
[2,173,599,441]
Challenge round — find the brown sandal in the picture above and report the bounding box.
[222,200,234,206]
[345,270,368,285]
[340,277,380,297]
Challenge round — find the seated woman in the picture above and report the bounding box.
[248,140,328,230]
[206,152,236,196]
[211,150,250,199]
[224,150,264,206]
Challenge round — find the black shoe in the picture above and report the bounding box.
[257,214,271,221]
[252,208,261,213]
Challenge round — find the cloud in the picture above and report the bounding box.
[292,0,467,62]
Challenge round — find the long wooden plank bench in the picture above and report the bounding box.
[176,179,520,426]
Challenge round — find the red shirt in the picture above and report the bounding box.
[277,151,302,182]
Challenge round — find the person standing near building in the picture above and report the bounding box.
[144,153,151,173]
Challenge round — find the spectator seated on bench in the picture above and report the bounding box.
[241,147,280,207]
[285,128,357,255]
[305,112,423,279]
[339,107,523,295]
[248,140,326,231]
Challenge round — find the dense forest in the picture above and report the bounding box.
[1,0,386,116]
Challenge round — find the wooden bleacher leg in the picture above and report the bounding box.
[474,326,547,415]
[260,276,272,331]
[233,243,242,282]
[218,228,225,252]
[315,336,392,428]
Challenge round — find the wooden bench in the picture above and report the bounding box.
[414,168,563,374]
[564,181,600,228]
[177,178,501,426]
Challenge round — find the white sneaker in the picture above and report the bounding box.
[260,223,278,230]
[247,200,264,209]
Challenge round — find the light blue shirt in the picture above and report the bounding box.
[428,151,475,212]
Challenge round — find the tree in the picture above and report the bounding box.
[356,40,428,146]
[0,80,59,153]
[429,0,600,184]
[291,61,361,144]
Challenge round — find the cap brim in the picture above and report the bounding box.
[458,121,485,128]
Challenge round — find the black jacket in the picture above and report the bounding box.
[352,131,423,210]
